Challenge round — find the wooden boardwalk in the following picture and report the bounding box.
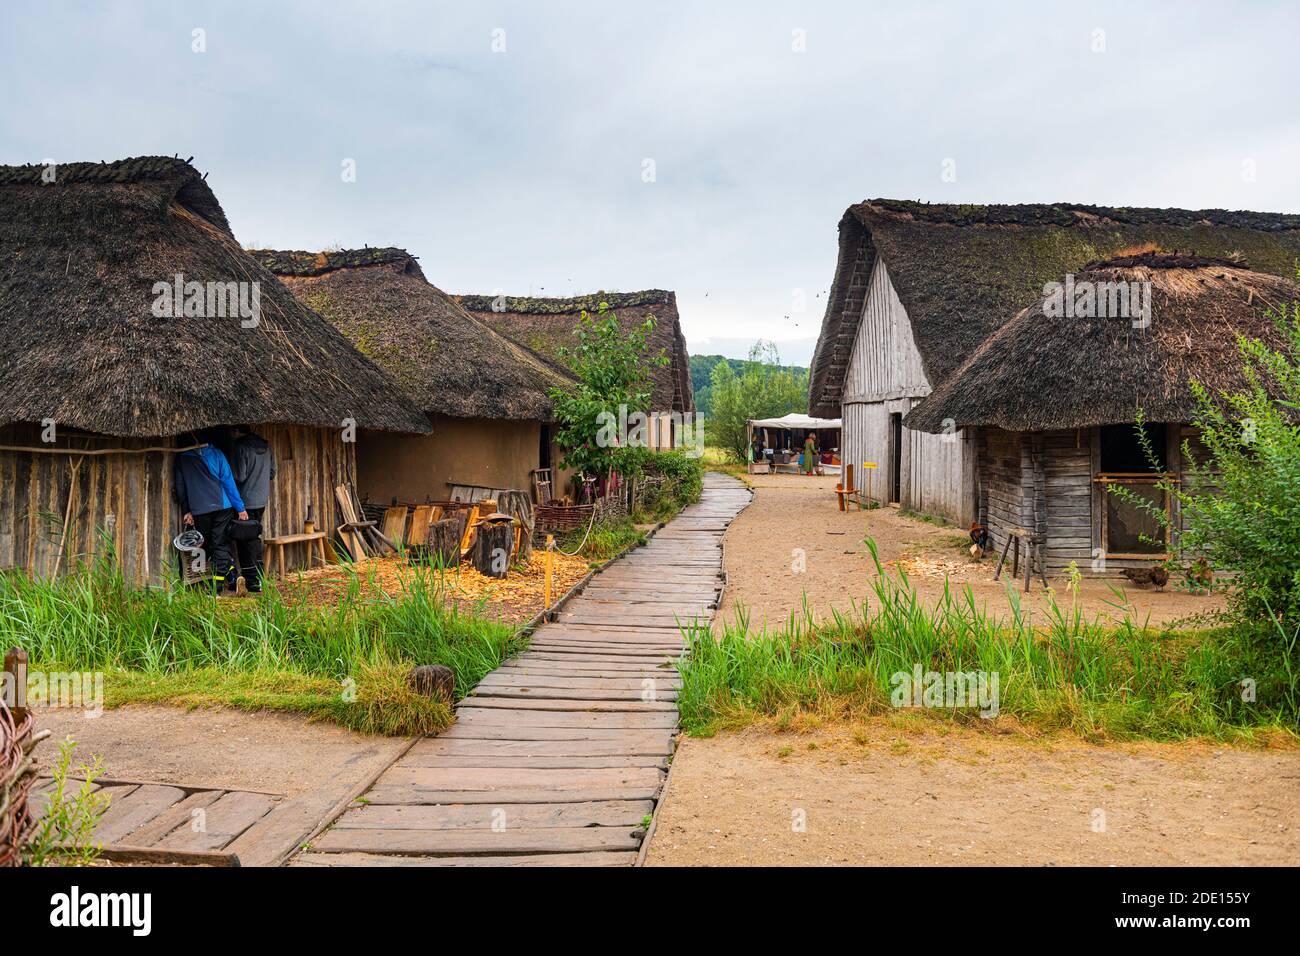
[293,473,750,867]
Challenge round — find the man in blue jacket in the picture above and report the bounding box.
[173,433,248,592]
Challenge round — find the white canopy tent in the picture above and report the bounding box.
[747,413,842,431]
[746,413,842,474]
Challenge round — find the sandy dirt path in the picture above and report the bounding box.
[37,705,408,799]
[646,474,1293,868]
[718,473,1224,631]
[647,721,1299,866]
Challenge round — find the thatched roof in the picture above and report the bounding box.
[0,156,430,437]
[809,199,1300,418]
[906,253,1296,433]
[457,291,695,414]
[255,249,576,421]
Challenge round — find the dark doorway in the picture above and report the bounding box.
[1098,422,1170,556]
[889,413,903,504]
[539,424,552,470]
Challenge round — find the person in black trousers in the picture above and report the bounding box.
[230,426,277,593]
[173,432,247,592]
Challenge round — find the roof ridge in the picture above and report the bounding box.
[855,199,1300,232]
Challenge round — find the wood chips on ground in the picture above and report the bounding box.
[287,551,594,626]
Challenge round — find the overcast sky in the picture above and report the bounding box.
[3,1,1297,365]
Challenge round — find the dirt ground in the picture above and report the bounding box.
[719,473,1226,631]
[647,721,1300,866]
[645,473,1295,868]
[37,704,407,798]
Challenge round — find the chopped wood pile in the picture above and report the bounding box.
[350,488,537,576]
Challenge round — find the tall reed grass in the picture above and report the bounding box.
[0,558,522,735]
[677,544,1299,742]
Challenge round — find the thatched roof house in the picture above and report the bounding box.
[0,158,428,437]
[257,248,578,504]
[808,199,1300,527]
[906,252,1296,574]
[907,253,1295,434]
[458,290,695,434]
[0,156,429,583]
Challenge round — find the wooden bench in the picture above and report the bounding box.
[264,531,328,578]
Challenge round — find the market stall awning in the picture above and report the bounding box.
[747,413,842,429]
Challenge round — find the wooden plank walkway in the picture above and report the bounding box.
[293,472,751,866]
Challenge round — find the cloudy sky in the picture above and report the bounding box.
[2,1,1297,365]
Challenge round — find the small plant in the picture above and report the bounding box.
[23,737,109,867]
[640,813,653,829]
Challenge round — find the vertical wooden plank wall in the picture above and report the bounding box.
[838,257,972,525]
[0,423,354,585]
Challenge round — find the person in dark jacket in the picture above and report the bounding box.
[230,426,276,593]
[173,432,247,592]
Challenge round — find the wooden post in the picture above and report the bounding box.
[544,535,555,607]
[471,520,513,578]
[4,647,28,724]
[425,514,466,569]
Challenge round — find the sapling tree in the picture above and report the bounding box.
[549,302,667,490]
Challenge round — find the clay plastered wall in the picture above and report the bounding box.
[356,416,542,505]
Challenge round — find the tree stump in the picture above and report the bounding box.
[497,490,535,561]
[425,514,467,569]
[407,664,455,702]
[471,519,514,578]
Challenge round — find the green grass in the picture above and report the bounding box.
[1,560,522,735]
[701,447,752,484]
[676,544,1300,744]
[557,518,648,565]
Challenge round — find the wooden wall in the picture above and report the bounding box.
[978,425,1188,574]
[839,257,975,525]
[0,423,355,586]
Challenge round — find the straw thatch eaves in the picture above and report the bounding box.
[0,156,430,438]
[256,249,577,420]
[457,290,695,414]
[905,253,1296,433]
[809,199,1300,418]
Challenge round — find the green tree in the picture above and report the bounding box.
[549,303,667,485]
[707,341,809,461]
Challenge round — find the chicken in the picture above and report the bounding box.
[1188,556,1214,592]
[968,522,990,558]
[1122,566,1170,591]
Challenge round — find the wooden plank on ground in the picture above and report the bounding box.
[93,784,185,846]
[313,826,643,855]
[334,800,654,830]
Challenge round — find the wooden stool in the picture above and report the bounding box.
[993,527,1049,592]
[263,531,328,579]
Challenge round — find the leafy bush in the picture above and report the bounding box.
[549,301,667,486]
[632,450,704,522]
[23,737,109,867]
[1124,284,1300,638]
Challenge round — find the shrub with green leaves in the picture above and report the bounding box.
[1125,285,1300,636]
[549,302,667,488]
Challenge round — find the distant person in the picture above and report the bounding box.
[231,425,277,594]
[173,432,247,592]
[803,434,817,475]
